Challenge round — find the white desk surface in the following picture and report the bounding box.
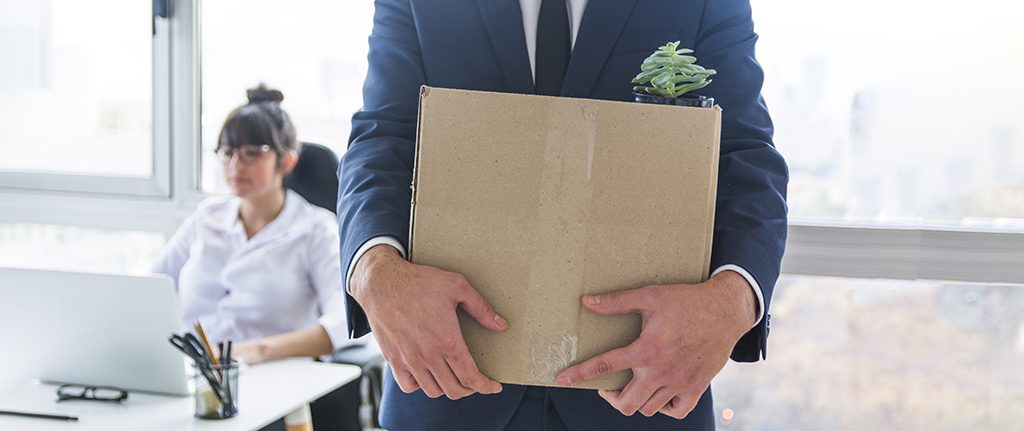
[0,359,361,431]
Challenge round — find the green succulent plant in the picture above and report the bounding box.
[632,41,716,98]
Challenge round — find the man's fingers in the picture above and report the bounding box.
[659,394,699,420]
[556,343,640,386]
[596,378,656,417]
[429,360,474,400]
[452,276,508,332]
[639,387,676,417]
[446,348,502,394]
[391,365,420,394]
[609,377,660,416]
[597,389,620,405]
[581,287,650,315]
[409,367,445,398]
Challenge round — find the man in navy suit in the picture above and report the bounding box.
[337,0,788,429]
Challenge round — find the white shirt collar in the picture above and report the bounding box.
[217,189,306,242]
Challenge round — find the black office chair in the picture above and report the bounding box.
[280,142,386,431]
[317,340,387,431]
[285,142,340,214]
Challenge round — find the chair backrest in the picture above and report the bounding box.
[285,142,339,214]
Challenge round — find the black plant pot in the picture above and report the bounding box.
[633,92,714,108]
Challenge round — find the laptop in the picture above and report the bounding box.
[0,267,190,396]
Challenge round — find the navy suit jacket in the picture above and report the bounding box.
[338,0,788,429]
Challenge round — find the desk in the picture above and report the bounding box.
[0,359,361,431]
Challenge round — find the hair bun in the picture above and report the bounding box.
[247,83,284,104]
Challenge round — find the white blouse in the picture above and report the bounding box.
[152,190,352,349]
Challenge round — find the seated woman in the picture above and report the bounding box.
[153,84,352,367]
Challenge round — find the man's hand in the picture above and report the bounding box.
[350,245,508,399]
[555,271,756,419]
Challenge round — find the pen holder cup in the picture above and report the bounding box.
[192,361,239,419]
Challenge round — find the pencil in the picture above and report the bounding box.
[0,409,78,421]
[193,320,221,367]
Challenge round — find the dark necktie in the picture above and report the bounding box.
[535,0,570,96]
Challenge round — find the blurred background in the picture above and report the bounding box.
[0,0,1021,429]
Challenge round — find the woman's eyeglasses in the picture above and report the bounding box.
[216,144,271,164]
[56,384,128,403]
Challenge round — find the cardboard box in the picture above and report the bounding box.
[409,86,721,390]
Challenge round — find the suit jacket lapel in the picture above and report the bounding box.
[561,0,640,98]
[475,0,535,94]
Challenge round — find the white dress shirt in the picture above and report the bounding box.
[518,0,590,81]
[348,0,766,327]
[154,190,353,348]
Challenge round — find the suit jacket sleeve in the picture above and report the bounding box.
[337,0,423,339]
[697,0,789,361]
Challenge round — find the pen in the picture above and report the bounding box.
[0,409,78,421]
[222,339,233,411]
[168,334,228,405]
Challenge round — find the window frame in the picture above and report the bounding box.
[0,0,202,237]
[0,0,1021,285]
[0,0,173,197]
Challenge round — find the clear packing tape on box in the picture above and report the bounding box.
[409,86,721,390]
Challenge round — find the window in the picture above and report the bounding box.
[753,0,1024,227]
[0,223,165,275]
[0,2,1016,275]
[712,275,1024,430]
[0,0,169,196]
[199,0,374,192]
[0,2,1018,426]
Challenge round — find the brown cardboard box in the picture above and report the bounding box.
[409,86,721,390]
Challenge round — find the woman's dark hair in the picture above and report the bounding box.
[216,83,299,164]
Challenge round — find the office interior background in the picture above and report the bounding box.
[1,0,1022,429]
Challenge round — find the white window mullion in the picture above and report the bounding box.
[169,0,202,200]
[151,0,173,197]
[783,223,1024,285]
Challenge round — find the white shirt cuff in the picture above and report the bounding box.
[346,236,406,294]
[711,264,765,328]
[317,312,352,350]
